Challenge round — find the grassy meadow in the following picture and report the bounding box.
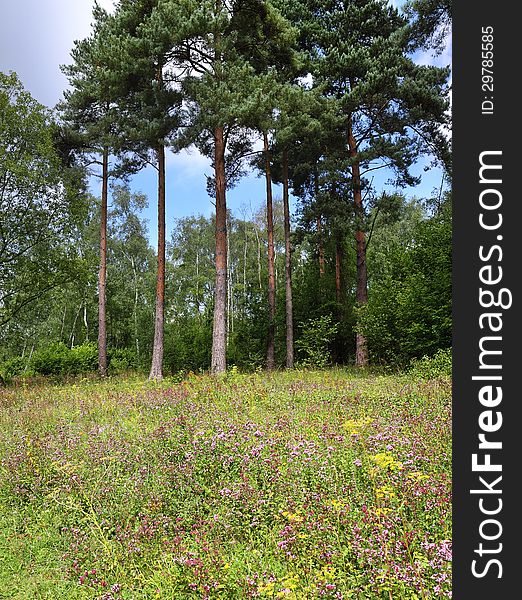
[0,369,451,599]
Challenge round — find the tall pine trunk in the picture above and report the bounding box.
[149,144,166,380]
[211,125,227,374]
[263,131,276,370]
[335,240,343,304]
[98,146,109,378]
[348,120,368,367]
[314,170,325,277]
[282,149,294,369]
[317,216,325,277]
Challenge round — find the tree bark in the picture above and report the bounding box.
[348,120,368,367]
[149,144,166,380]
[98,146,109,377]
[317,216,325,277]
[282,149,294,369]
[314,170,325,277]
[335,240,343,304]
[211,125,227,374]
[263,131,276,370]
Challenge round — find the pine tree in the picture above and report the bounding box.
[171,0,296,373]
[59,4,117,378]
[285,0,450,366]
[95,0,182,379]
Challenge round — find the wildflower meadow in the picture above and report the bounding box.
[0,369,451,599]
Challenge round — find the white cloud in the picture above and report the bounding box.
[414,31,452,69]
[0,1,116,107]
[166,147,212,181]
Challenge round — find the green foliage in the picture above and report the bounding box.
[360,196,451,365]
[0,356,32,383]
[108,348,138,374]
[0,344,140,381]
[2,2,452,374]
[30,342,98,376]
[163,317,212,374]
[0,371,451,597]
[0,72,88,331]
[295,315,339,368]
[409,347,452,379]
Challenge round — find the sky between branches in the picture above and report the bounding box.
[0,0,451,247]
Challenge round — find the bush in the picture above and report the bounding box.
[30,342,71,375]
[295,315,339,368]
[0,355,32,383]
[409,348,452,379]
[68,343,98,374]
[108,348,138,374]
[30,342,98,376]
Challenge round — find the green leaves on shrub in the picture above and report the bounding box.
[0,343,141,381]
[295,315,339,368]
[409,348,452,379]
[30,342,98,375]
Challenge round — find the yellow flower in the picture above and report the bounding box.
[371,452,403,471]
[342,417,373,435]
[375,485,395,501]
[407,471,429,482]
[281,510,304,523]
[321,565,336,580]
[258,581,275,596]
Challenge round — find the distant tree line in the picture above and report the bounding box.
[0,0,451,379]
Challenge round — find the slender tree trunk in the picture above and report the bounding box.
[98,146,109,377]
[317,217,325,277]
[149,144,166,380]
[243,224,248,302]
[70,304,81,348]
[211,125,227,374]
[314,170,325,277]
[24,345,34,374]
[226,225,231,339]
[282,149,294,369]
[335,240,343,304]
[60,305,67,341]
[253,223,262,291]
[263,131,276,370]
[131,257,140,363]
[348,120,368,367]
[83,305,89,342]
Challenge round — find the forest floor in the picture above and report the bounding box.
[0,369,451,599]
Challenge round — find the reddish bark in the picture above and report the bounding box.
[211,125,228,374]
[348,120,368,367]
[317,216,325,277]
[282,149,294,369]
[149,144,166,380]
[335,241,343,304]
[98,146,108,378]
[264,131,276,370]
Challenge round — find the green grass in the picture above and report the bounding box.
[0,369,451,599]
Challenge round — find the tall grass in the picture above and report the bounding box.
[0,369,451,599]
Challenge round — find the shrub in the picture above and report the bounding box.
[0,355,32,383]
[108,348,138,374]
[30,342,98,376]
[409,348,452,379]
[30,342,70,375]
[68,343,98,374]
[295,315,339,368]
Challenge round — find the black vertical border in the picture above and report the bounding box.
[453,2,519,597]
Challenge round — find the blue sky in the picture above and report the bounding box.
[1,0,451,247]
